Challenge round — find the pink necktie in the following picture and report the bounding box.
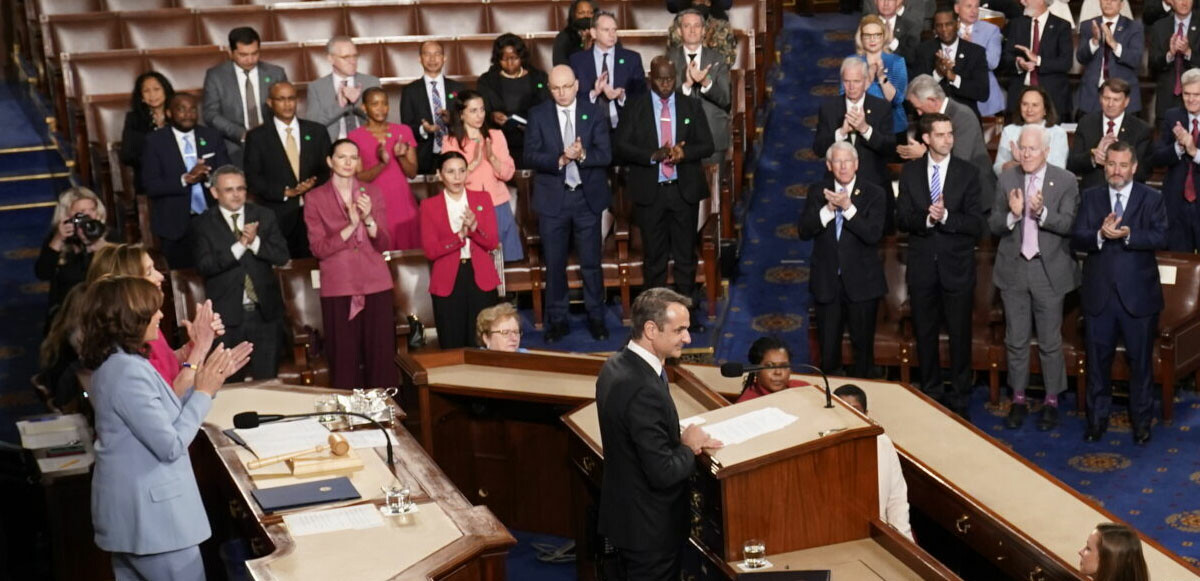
[660,98,675,179]
[1021,174,1040,260]
[1188,119,1199,203]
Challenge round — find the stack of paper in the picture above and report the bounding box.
[234,418,335,459]
[701,407,799,446]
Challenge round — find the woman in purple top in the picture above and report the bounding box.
[304,139,397,389]
[350,87,420,250]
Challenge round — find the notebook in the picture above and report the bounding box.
[251,476,361,513]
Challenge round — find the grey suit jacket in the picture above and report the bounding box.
[989,164,1081,295]
[946,98,997,212]
[90,350,213,555]
[668,46,732,153]
[305,72,382,141]
[202,61,287,160]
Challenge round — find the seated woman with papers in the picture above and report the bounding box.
[735,337,811,403]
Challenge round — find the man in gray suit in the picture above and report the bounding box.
[306,35,381,141]
[669,9,731,164]
[202,27,287,167]
[902,74,997,212]
[990,124,1080,430]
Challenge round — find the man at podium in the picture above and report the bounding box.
[595,287,722,579]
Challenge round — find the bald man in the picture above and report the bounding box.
[524,65,613,342]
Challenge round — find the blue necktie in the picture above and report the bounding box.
[835,186,845,240]
[660,368,669,384]
[1114,192,1124,218]
[431,80,446,151]
[930,163,942,206]
[183,134,205,214]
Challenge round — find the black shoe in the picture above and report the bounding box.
[587,318,609,340]
[1084,422,1108,442]
[1133,427,1152,445]
[544,321,568,344]
[1005,403,1028,429]
[1036,406,1058,431]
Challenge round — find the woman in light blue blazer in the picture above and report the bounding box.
[852,15,909,134]
[80,276,250,581]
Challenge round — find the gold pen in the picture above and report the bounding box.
[58,458,80,469]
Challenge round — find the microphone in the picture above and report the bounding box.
[720,362,834,409]
[233,410,395,467]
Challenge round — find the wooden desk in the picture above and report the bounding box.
[197,382,514,580]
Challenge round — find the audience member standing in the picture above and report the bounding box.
[869,0,923,69]
[912,10,990,116]
[1002,0,1073,120]
[570,10,647,129]
[350,87,420,250]
[120,72,174,190]
[202,27,286,167]
[1149,0,1200,130]
[477,34,550,170]
[854,15,909,135]
[903,75,997,214]
[954,0,1006,116]
[1072,141,1166,445]
[1076,0,1144,116]
[140,93,230,269]
[402,41,466,175]
[554,0,595,66]
[307,36,381,141]
[991,125,1079,431]
[669,9,733,164]
[896,113,983,419]
[992,86,1069,176]
[1144,0,1174,28]
[37,188,111,326]
[1068,79,1152,190]
[1152,68,1200,252]
[244,81,331,259]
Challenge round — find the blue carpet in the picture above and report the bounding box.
[507,530,576,581]
[0,207,55,443]
[0,83,51,150]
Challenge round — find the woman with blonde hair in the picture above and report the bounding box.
[853,14,908,134]
[476,302,522,351]
[36,187,111,324]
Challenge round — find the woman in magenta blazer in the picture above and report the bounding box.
[305,139,397,389]
[420,151,501,348]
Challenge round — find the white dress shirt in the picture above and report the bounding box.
[171,127,205,188]
[926,153,951,227]
[932,39,963,88]
[1024,11,1049,86]
[1098,181,1134,248]
[444,190,472,259]
[1166,14,1193,63]
[627,340,664,379]
[679,45,713,96]
[877,434,913,540]
[819,177,859,226]
[836,96,875,143]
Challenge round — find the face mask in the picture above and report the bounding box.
[573,17,592,31]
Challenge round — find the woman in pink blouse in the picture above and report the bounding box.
[441,89,523,262]
[350,87,420,250]
[304,139,397,389]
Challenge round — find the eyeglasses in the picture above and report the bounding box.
[862,32,884,39]
[488,329,522,337]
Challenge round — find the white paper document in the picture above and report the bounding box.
[337,429,392,450]
[234,418,333,459]
[701,407,799,446]
[283,504,385,537]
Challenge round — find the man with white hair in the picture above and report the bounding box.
[902,74,996,212]
[990,124,1080,431]
[955,0,1006,116]
[1001,0,1073,119]
[1153,67,1200,251]
[306,36,381,141]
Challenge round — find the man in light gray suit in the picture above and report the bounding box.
[669,9,731,164]
[202,27,287,167]
[990,124,1080,431]
[903,74,997,212]
[306,35,381,141]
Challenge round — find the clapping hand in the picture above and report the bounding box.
[1092,133,1116,166]
[355,193,372,221]
[460,207,477,238]
[928,198,946,223]
[823,188,850,211]
[1171,31,1190,56]
[1173,121,1196,152]
[421,118,438,135]
[181,300,218,360]
[564,137,584,161]
[686,61,712,87]
[194,342,253,395]
[1028,188,1044,216]
[845,106,868,134]
[339,84,362,106]
[1100,212,1129,239]
[1008,188,1025,218]
[393,138,410,159]
[184,159,210,184]
[667,140,687,164]
[240,221,259,246]
[593,71,609,98]
[896,141,927,160]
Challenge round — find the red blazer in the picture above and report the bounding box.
[419,189,501,297]
[304,179,393,298]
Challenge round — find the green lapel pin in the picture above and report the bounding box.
[476,205,484,211]
[618,58,625,64]
[304,134,311,141]
[264,76,271,83]
[684,118,691,124]
[198,138,207,147]
[582,114,589,120]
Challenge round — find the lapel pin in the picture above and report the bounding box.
[582,114,589,120]
[619,58,626,64]
[476,205,484,211]
[853,188,861,196]
[304,134,312,141]
[537,83,544,88]
[264,76,271,83]
[684,118,691,124]
[359,186,366,192]
[387,132,393,139]
[198,138,207,147]
[1049,181,1054,187]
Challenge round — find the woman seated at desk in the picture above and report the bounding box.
[735,337,809,403]
[834,384,914,541]
[476,302,523,352]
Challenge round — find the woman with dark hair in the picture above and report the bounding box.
[420,152,501,349]
[305,139,397,389]
[120,71,175,188]
[477,33,549,169]
[349,86,420,250]
[82,275,249,581]
[994,85,1069,175]
[553,0,595,66]
[441,89,522,262]
[736,337,810,402]
[1078,523,1149,581]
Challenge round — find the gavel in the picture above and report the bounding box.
[246,433,350,469]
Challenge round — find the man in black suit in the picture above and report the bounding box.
[141,92,231,269]
[595,287,721,580]
[1071,141,1167,444]
[1144,0,1174,28]
[401,40,466,174]
[874,0,923,68]
[192,166,289,380]
[798,142,888,378]
[616,56,714,330]
[1002,0,1073,119]
[524,65,613,342]
[1068,79,1152,191]
[813,58,895,230]
[1152,68,1200,251]
[243,81,331,259]
[896,113,983,418]
[912,10,991,116]
[1148,0,1200,125]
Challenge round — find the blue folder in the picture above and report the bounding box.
[251,476,361,513]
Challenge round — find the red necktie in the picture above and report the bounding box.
[660,98,675,179]
[1107,119,1115,135]
[1188,119,1199,203]
[1176,22,1186,96]
[1101,21,1113,82]
[1030,19,1041,85]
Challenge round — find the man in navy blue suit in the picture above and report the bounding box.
[569,10,646,129]
[141,93,231,268]
[1071,141,1167,445]
[1152,68,1200,251]
[524,65,613,342]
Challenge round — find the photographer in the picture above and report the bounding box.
[35,188,112,326]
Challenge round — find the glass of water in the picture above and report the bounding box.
[382,484,412,515]
[743,539,766,569]
[314,395,338,424]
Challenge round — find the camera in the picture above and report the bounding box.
[68,212,106,244]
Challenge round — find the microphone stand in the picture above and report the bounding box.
[790,363,834,409]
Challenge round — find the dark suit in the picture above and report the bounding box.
[981,0,1023,20]
[888,9,924,72]
[477,67,549,168]
[570,46,647,129]
[616,91,714,301]
[140,126,231,268]
[896,155,983,411]
[524,98,613,326]
[596,347,695,579]
[668,46,732,157]
[812,94,895,230]
[1002,13,1074,119]
[202,61,287,166]
[1067,112,1152,191]
[243,117,331,258]
[1070,183,1167,432]
[1076,16,1144,115]
[912,39,990,116]
[1144,0,1173,28]
[400,76,467,174]
[1152,107,1200,251]
[1148,15,1200,124]
[192,203,290,380]
[798,177,887,377]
